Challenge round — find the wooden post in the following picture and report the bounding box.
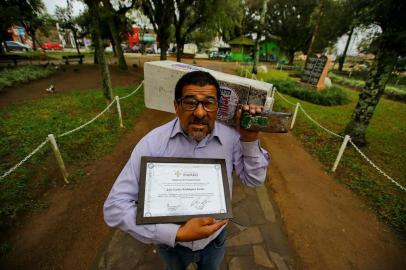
[48,134,69,184]
[332,135,351,172]
[115,96,124,128]
[290,103,300,129]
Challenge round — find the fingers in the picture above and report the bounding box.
[199,217,216,226]
[176,217,228,241]
[203,219,228,234]
[241,104,262,115]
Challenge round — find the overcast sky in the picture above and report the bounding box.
[43,0,85,16]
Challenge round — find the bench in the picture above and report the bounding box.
[0,54,23,66]
[62,54,84,64]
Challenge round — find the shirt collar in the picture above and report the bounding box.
[170,118,223,145]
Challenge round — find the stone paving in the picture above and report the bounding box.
[96,174,296,270]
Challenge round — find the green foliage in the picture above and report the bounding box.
[329,72,406,103]
[0,66,56,91]
[0,85,145,228]
[272,80,406,236]
[311,0,353,53]
[266,0,317,63]
[269,79,350,106]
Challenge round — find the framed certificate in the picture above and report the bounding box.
[136,156,233,224]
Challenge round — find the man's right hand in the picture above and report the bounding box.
[175,217,228,242]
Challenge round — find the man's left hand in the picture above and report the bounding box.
[235,104,262,142]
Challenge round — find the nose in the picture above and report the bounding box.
[193,102,207,119]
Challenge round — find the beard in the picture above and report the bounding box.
[186,116,212,141]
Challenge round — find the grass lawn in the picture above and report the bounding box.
[0,65,56,90]
[255,69,405,236]
[11,50,112,59]
[0,85,145,229]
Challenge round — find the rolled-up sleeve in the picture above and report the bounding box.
[233,139,270,187]
[103,140,180,247]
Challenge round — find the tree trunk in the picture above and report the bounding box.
[110,36,117,56]
[0,41,5,54]
[102,0,127,70]
[88,1,113,102]
[108,19,127,70]
[338,26,354,72]
[159,31,169,60]
[307,0,324,56]
[176,41,184,62]
[93,43,99,64]
[287,50,295,65]
[252,0,269,74]
[252,36,259,74]
[72,29,81,54]
[344,47,398,145]
[160,42,168,60]
[29,31,37,51]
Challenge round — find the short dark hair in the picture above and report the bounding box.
[175,71,220,102]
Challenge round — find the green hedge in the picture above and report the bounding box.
[268,79,351,106]
[329,72,406,103]
[0,65,56,91]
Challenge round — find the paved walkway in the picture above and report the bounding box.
[96,174,296,270]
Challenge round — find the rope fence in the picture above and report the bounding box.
[271,82,405,192]
[0,81,144,182]
[235,62,404,192]
[1,72,404,192]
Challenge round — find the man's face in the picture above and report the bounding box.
[174,84,218,141]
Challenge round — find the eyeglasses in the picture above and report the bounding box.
[177,97,218,112]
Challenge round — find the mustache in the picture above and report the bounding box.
[188,116,210,125]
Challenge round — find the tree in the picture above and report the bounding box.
[101,0,137,70]
[0,0,47,53]
[344,0,406,145]
[19,0,48,51]
[183,0,245,54]
[83,0,114,102]
[239,0,268,73]
[141,0,174,60]
[55,2,82,54]
[266,0,317,65]
[172,0,221,62]
[337,0,369,72]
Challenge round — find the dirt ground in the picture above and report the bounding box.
[0,57,405,269]
[0,64,143,108]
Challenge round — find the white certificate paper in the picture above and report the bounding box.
[137,157,232,224]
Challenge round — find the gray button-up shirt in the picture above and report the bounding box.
[104,118,269,251]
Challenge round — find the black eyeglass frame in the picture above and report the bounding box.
[177,97,218,112]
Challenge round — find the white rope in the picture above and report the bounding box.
[119,81,144,100]
[0,81,145,181]
[0,138,49,181]
[274,89,297,106]
[348,139,405,192]
[298,104,344,139]
[58,99,116,138]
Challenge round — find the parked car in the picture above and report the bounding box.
[145,47,156,54]
[4,40,31,52]
[122,44,140,53]
[41,42,63,50]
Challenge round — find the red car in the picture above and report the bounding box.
[41,42,63,50]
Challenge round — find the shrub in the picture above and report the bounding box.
[268,79,351,106]
[329,72,406,103]
[0,65,55,91]
[385,87,406,102]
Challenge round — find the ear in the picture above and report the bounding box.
[174,100,179,114]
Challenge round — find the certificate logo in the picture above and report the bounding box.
[175,170,182,177]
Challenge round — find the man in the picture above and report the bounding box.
[104,71,270,269]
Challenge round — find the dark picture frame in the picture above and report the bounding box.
[136,156,233,224]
